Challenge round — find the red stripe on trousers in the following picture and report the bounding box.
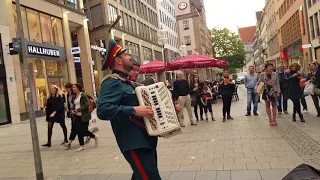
[130,150,148,180]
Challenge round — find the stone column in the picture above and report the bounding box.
[62,13,76,84]
[77,24,94,96]
[92,40,104,95]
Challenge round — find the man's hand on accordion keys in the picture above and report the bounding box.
[133,106,154,118]
[174,101,182,114]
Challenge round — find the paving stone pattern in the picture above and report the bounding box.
[1,85,320,179]
[247,85,320,169]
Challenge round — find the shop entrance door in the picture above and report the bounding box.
[0,79,11,125]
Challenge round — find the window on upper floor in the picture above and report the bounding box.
[91,4,104,28]
[310,16,315,39]
[108,4,117,24]
[184,36,191,45]
[315,13,320,37]
[183,20,189,30]
[308,0,312,8]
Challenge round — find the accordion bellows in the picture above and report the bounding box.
[135,82,182,138]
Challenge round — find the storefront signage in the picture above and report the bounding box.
[70,47,81,55]
[26,41,66,61]
[178,2,188,10]
[91,45,106,52]
[28,45,60,57]
[74,57,80,62]
[302,44,312,48]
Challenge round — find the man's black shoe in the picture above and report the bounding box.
[227,116,234,120]
[254,113,258,116]
[222,117,226,122]
[245,113,251,116]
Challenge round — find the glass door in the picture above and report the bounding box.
[0,79,11,125]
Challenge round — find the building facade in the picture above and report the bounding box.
[174,0,213,81]
[84,0,163,92]
[265,0,280,66]
[157,0,180,61]
[0,0,94,124]
[253,11,265,72]
[276,0,309,70]
[238,26,256,71]
[307,0,320,63]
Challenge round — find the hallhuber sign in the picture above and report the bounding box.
[26,41,66,61]
[27,45,60,57]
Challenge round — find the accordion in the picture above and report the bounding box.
[135,82,182,138]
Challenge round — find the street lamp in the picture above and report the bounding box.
[179,44,187,57]
[157,27,168,82]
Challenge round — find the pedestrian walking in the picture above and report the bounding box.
[64,83,98,152]
[307,62,320,117]
[190,74,204,121]
[173,71,197,127]
[200,87,215,122]
[244,66,259,116]
[42,85,68,147]
[258,63,280,126]
[286,63,305,122]
[219,69,235,122]
[277,64,289,114]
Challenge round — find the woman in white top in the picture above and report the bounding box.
[64,83,98,152]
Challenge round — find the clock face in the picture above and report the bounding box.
[178,2,188,10]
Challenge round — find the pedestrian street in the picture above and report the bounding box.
[1,85,320,180]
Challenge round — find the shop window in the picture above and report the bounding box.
[12,4,29,40]
[45,60,64,76]
[27,9,42,43]
[51,17,64,47]
[40,13,53,45]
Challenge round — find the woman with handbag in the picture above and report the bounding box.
[286,63,305,122]
[257,63,280,126]
[42,85,68,147]
[190,75,204,121]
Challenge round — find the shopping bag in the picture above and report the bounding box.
[89,109,99,132]
[303,81,314,96]
[256,82,265,95]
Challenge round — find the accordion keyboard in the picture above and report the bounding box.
[135,82,182,138]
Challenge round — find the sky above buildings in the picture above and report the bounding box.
[203,0,265,33]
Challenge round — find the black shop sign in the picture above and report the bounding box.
[26,41,66,61]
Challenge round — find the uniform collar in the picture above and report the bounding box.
[112,70,129,79]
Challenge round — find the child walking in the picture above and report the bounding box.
[201,87,215,122]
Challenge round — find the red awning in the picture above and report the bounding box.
[167,54,228,70]
[139,60,166,74]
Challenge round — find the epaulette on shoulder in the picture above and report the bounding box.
[102,74,127,83]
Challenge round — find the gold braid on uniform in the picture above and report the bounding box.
[102,74,127,83]
[102,74,144,86]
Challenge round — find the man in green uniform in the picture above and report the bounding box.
[97,39,180,180]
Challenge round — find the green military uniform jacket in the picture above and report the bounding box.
[96,70,158,153]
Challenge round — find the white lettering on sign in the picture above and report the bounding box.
[302,44,312,48]
[27,45,60,57]
[91,45,107,52]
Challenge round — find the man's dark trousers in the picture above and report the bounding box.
[124,148,161,180]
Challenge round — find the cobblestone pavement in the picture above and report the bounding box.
[1,85,320,180]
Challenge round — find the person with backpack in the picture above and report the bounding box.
[64,83,98,152]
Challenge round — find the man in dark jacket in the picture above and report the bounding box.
[219,69,235,122]
[277,64,289,114]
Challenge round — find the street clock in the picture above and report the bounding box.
[178,2,187,10]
